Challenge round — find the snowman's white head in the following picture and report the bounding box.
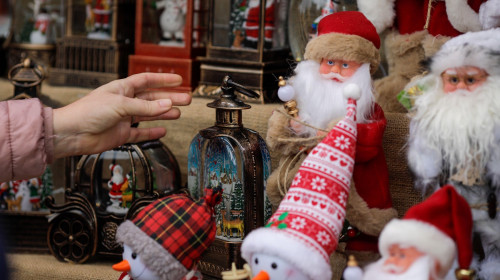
[249,253,312,280]
[120,244,161,280]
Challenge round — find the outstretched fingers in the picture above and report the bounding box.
[136,91,191,106]
[127,127,167,143]
[121,97,174,119]
[133,108,181,123]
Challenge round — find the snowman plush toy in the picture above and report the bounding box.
[240,85,361,280]
[112,187,222,280]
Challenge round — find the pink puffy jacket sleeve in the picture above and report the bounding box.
[0,99,54,182]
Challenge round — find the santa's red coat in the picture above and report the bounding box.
[348,104,393,252]
[395,0,485,37]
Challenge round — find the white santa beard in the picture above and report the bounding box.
[411,75,500,179]
[362,255,442,280]
[291,60,374,137]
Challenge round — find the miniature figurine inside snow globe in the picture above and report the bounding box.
[74,140,181,215]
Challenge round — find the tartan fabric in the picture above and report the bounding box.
[132,193,216,270]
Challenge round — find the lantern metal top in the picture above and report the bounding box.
[207,76,259,110]
[8,58,45,87]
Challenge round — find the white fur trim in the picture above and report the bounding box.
[343,84,361,100]
[241,228,332,280]
[357,0,396,34]
[445,0,482,33]
[379,219,457,272]
[431,28,500,76]
[479,0,500,29]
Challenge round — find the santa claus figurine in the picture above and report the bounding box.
[356,185,475,280]
[88,0,111,39]
[407,28,500,279]
[243,0,275,49]
[242,85,361,280]
[357,0,500,112]
[107,164,128,214]
[266,11,397,277]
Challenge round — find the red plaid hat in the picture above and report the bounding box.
[116,188,222,279]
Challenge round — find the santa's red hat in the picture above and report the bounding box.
[241,85,361,280]
[379,185,473,277]
[430,28,500,77]
[304,11,380,74]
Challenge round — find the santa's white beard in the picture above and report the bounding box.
[291,60,375,137]
[362,255,442,280]
[410,75,500,179]
[111,173,124,185]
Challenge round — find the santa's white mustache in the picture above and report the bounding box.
[321,72,346,82]
[382,263,405,274]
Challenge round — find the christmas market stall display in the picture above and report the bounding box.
[112,187,223,280]
[187,76,273,278]
[406,28,500,280]
[194,0,292,103]
[48,0,135,88]
[5,0,65,70]
[45,139,182,264]
[128,0,209,93]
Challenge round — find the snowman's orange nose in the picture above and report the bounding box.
[252,270,270,280]
[112,260,131,272]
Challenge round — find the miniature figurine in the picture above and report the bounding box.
[29,7,51,44]
[241,85,361,280]
[357,0,500,112]
[156,0,187,45]
[265,11,397,276]
[88,0,112,39]
[113,187,222,280]
[85,0,95,33]
[357,185,475,280]
[406,28,500,279]
[242,0,275,49]
[107,164,129,214]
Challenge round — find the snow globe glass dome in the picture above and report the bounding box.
[74,140,181,215]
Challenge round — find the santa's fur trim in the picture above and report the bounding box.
[430,28,500,76]
[241,227,332,280]
[445,0,481,33]
[379,219,456,274]
[304,33,380,74]
[116,221,189,280]
[357,0,395,34]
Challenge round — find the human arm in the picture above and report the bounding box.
[52,72,191,158]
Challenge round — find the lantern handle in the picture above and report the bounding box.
[8,58,45,88]
[222,76,259,99]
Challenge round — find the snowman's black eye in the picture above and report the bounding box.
[132,252,137,259]
[271,263,277,269]
[254,258,259,264]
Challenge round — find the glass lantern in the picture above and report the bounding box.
[194,0,292,103]
[128,0,209,93]
[6,0,66,70]
[187,76,273,277]
[48,0,135,88]
[45,140,182,263]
